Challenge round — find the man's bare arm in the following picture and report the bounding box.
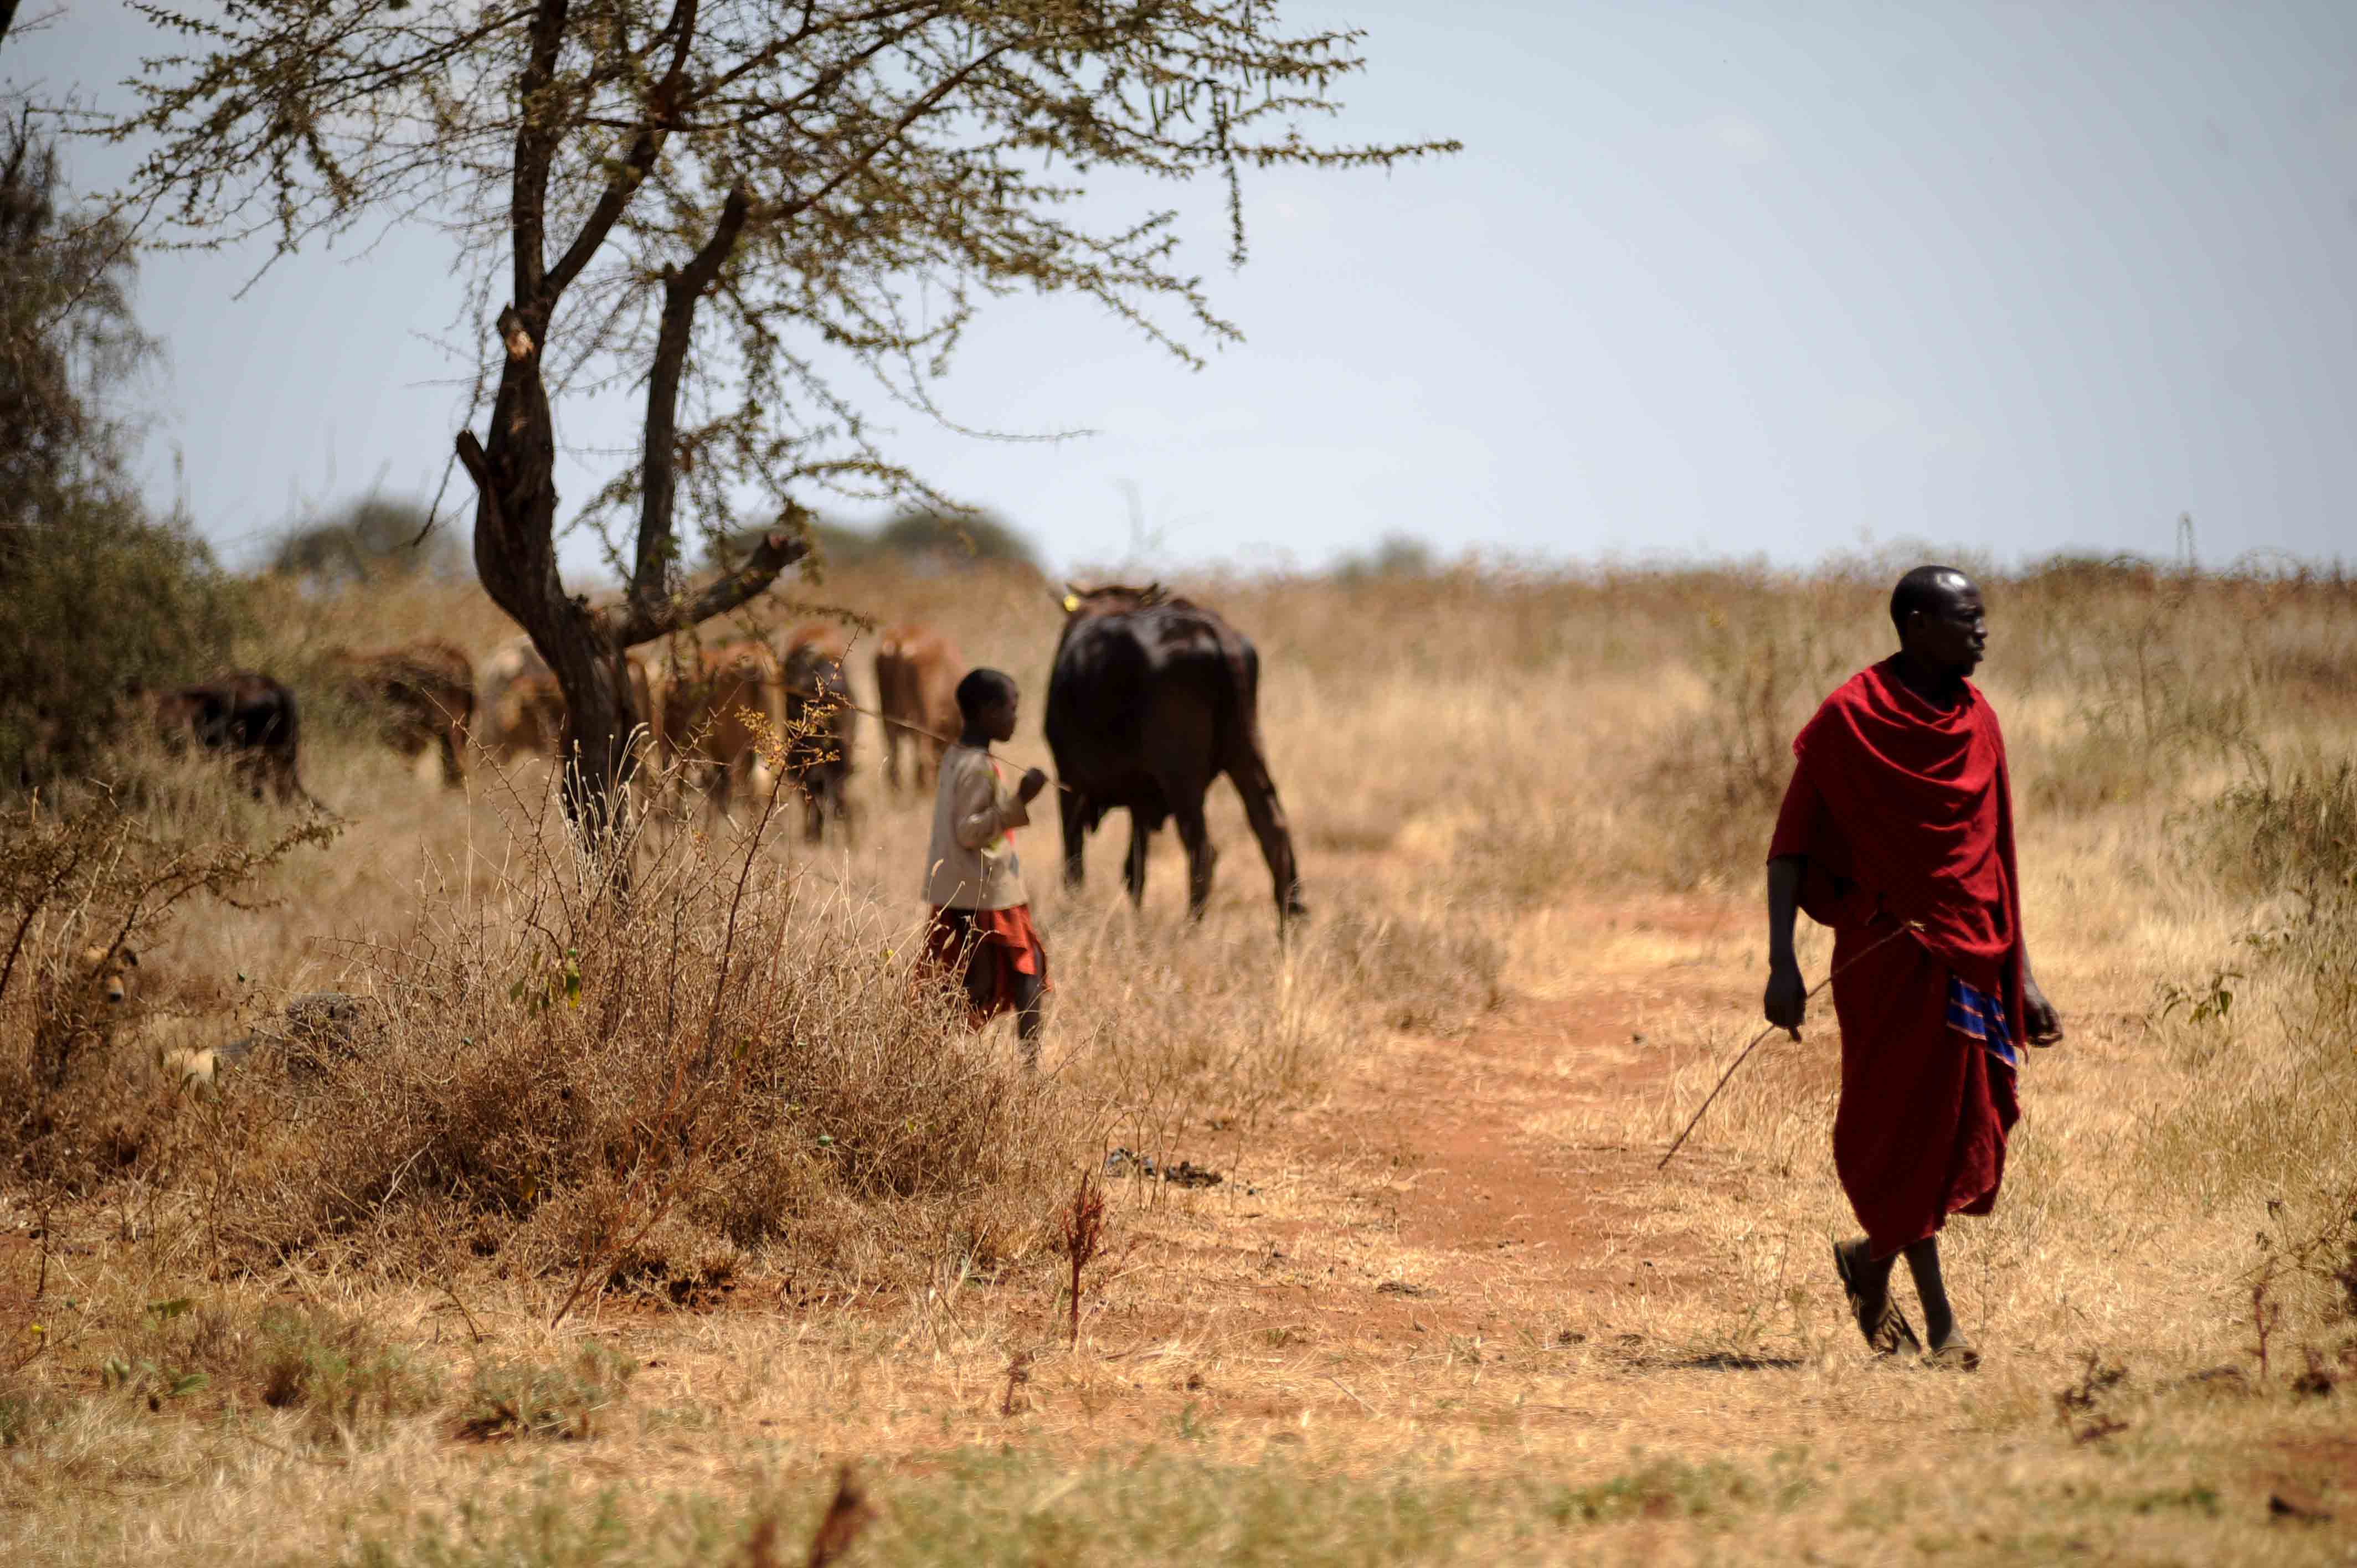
[2019,946,2063,1045]
[1764,855,1807,1035]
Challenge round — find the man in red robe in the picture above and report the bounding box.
[1764,565,2062,1369]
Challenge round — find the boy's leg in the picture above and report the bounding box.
[960,935,997,1018]
[1012,971,1046,1067]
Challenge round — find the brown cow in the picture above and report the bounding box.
[482,649,658,766]
[332,639,475,786]
[658,641,783,819]
[475,635,549,760]
[874,624,963,791]
[779,624,855,842]
[147,672,313,805]
[494,670,570,759]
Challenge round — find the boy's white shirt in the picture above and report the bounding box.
[923,741,1032,910]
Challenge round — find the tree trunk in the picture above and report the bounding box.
[456,304,805,855]
[457,312,640,847]
[451,10,800,862]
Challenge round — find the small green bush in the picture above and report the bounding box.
[252,1305,440,1443]
[457,1342,636,1442]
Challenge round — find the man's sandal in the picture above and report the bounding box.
[1919,1341,1981,1372]
[1832,1240,1922,1357]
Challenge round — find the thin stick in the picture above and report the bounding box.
[1655,925,1916,1171]
[1654,1023,1793,1172]
[830,696,1081,795]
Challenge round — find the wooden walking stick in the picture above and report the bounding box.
[1656,924,1917,1171]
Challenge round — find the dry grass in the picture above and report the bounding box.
[4,560,2356,1562]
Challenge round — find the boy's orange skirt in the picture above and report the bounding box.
[923,903,1049,1025]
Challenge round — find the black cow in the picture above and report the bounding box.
[1044,584,1305,927]
[148,672,313,804]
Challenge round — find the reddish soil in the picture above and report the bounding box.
[1095,895,1762,1358]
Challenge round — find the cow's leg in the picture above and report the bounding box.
[1174,791,1219,920]
[278,750,316,809]
[882,724,903,791]
[801,776,825,843]
[1060,785,1088,891]
[830,773,855,844]
[709,755,737,826]
[1123,814,1150,906]
[1228,748,1308,924]
[438,719,467,788]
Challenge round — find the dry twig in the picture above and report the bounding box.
[999,1348,1033,1416]
[804,1466,876,1567]
[1060,1168,1108,1350]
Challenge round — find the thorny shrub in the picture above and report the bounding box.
[2247,1190,2357,1366]
[2208,757,2357,907]
[189,776,1078,1297]
[1687,586,1866,817]
[2149,761,2357,1296]
[2204,757,2357,1053]
[0,786,333,1194]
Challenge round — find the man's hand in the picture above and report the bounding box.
[2022,972,2063,1047]
[1763,956,1807,1038]
[1017,767,1049,805]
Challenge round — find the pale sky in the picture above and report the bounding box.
[9,2,2355,578]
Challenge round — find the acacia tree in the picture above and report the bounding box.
[104,1,1450,835]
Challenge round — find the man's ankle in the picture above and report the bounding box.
[1843,1237,1892,1280]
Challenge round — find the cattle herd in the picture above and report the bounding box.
[140,582,1308,919]
[87,583,1314,1094]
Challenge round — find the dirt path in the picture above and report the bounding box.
[1110,895,1764,1366]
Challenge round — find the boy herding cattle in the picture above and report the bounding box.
[1763,565,2064,1370]
[922,669,1052,1061]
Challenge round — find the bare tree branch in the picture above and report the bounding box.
[631,179,751,605]
[608,527,810,648]
[770,39,1016,227]
[511,0,572,315]
[543,0,699,302]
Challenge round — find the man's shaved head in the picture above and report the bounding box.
[1889,565,1975,637]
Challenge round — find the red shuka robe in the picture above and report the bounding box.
[1768,658,2024,1258]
